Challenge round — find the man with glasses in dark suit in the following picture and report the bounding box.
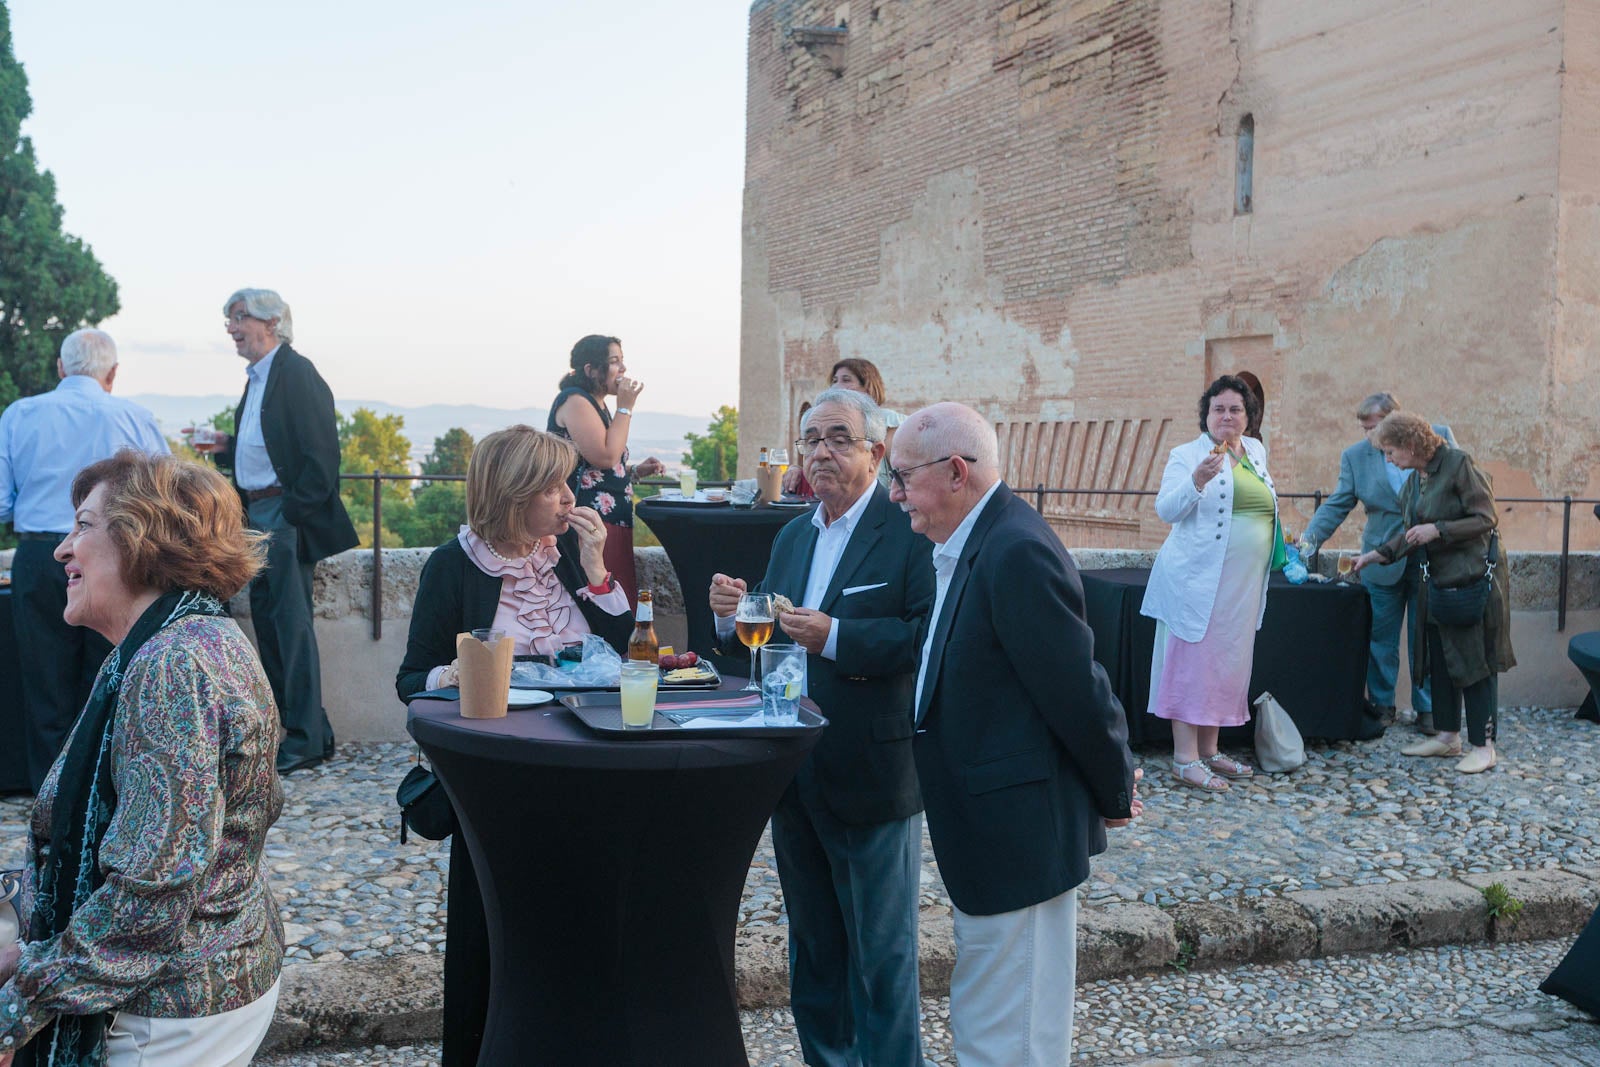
[710,388,932,1066]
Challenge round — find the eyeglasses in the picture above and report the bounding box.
[794,433,871,457]
[224,312,257,327]
[886,455,976,492]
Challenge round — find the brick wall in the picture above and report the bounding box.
[743,0,1600,549]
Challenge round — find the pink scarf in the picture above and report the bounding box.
[458,526,574,656]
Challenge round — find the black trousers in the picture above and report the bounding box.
[1426,625,1498,746]
[11,538,111,792]
[247,496,334,764]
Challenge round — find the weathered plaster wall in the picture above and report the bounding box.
[742,0,1599,549]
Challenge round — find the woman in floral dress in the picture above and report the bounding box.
[547,334,662,603]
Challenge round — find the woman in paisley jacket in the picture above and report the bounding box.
[396,425,632,1067]
[0,451,280,1067]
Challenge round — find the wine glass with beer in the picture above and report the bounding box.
[736,592,775,691]
[1337,554,1356,581]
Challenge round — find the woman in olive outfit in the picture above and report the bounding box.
[1353,412,1514,773]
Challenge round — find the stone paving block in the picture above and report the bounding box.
[733,909,960,1008]
[265,954,443,1052]
[1288,879,1487,956]
[1077,903,1177,979]
[1571,866,1600,885]
[734,926,790,1009]
[1458,868,1600,941]
[1171,897,1318,966]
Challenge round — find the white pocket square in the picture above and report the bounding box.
[842,582,889,596]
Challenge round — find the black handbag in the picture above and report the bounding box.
[1424,532,1497,626]
[396,758,454,844]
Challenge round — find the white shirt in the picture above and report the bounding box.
[234,345,280,491]
[914,480,1002,718]
[715,481,877,667]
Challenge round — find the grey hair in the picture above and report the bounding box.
[803,387,887,443]
[903,403,1000,471]
[59,328,117,379]
[1356,392,1400,419]
[223,288,294,344]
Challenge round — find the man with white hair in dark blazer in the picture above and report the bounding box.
[200,288,357,774]
[889,401,1143,1066]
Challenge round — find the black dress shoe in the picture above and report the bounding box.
[276,753,325,775]
[1415,711,1438,736]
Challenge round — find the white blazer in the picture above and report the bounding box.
[1140,432,1279,642]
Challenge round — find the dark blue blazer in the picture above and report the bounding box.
[914,483,1136,916]
[734,485,933,825]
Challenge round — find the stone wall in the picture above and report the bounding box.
[742,0,1600,550]
[294,545,1596,740]
[13,543,1585,741]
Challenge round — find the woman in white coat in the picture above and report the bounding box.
[1141,376,1283,792]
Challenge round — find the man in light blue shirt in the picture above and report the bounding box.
[0,328,168,791]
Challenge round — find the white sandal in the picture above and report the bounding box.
[1172,758,1230,792]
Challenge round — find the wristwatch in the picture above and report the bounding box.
[615,406,632,416]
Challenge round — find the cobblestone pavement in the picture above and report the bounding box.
[2,706,1595,962]
[252,937,1596,1064]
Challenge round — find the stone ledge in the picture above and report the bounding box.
[257,870,1599,1052]
[1458,869,1600,941]
[1169,896,1318,967]
[1288,879,1488,955]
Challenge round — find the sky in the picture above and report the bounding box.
[8,1,752,417]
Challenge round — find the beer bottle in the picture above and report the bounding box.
[628,590,660,663]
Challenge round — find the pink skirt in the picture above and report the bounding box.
[1149,515,1273,727]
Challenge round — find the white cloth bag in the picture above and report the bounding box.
[0,869,20,951]
[1253,691,1305,772]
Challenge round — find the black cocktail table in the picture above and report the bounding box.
[636,499,809,668]
[0,588,28,793]
[1080,567,1377,743]
[408,692,822,1066]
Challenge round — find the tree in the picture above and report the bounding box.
[338,407,414,547]
[420,427,473,480]
[685,406,738,481]
[0,4,120,410]
[395,427,473,546]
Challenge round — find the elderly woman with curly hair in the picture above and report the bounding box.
[0,452,281,1067]
[1142,375,1283,792]
[1354,413,1514,773]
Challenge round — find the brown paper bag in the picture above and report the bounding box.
[756,465,785,503]
[457,629,514,719]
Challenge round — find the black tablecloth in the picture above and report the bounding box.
[408,694,822,1067]
[1080,568,1376,744]
[636,499,810,667]
[0,588,27,794]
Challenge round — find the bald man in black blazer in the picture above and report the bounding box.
[890,402,1142,1065]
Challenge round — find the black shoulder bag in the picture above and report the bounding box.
[1423,531,1498,626]
[396,750,454,843]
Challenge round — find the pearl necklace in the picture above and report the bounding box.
[484,540,535,565]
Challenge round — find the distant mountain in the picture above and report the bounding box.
[128,395,701,468]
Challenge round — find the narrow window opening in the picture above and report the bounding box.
[1235,114,1254,215]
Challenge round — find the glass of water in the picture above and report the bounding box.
[759,643,806,726]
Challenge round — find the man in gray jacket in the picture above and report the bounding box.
[1301,393,1456,733]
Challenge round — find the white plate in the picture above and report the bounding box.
[508,687,555,708]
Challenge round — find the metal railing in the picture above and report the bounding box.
[340,473,1600,638]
